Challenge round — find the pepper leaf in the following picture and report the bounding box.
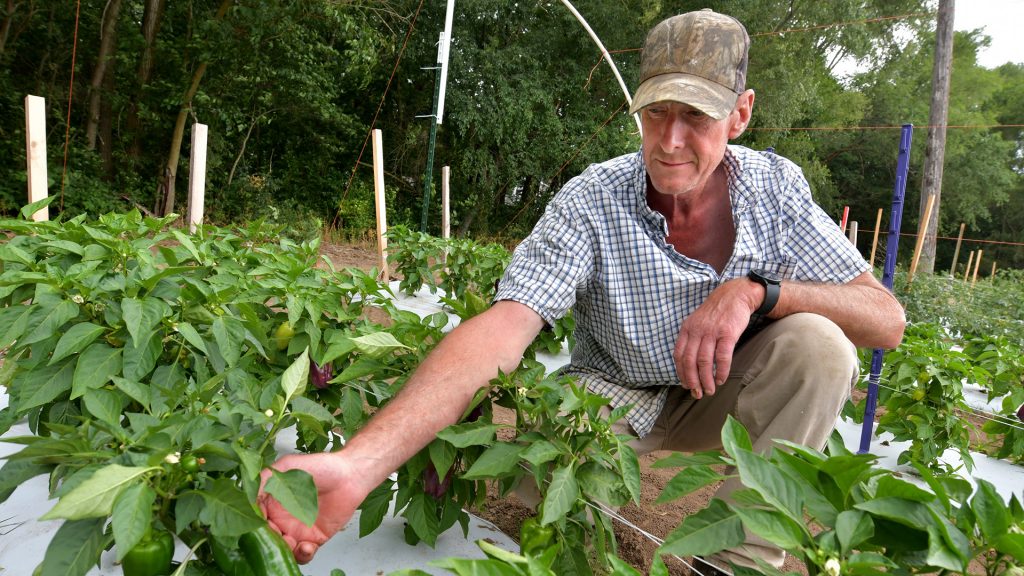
[70,343,122,399]
[540,465,579,526]
[265,468,319,528]
[40,464,158,520]
[199,478,265,538]
[111,483,156,560]
[659,498,745,557]
[48,322,105,365]
[37,517,108,576]
[350,332,412,357]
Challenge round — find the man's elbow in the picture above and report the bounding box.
[877,307,907,350]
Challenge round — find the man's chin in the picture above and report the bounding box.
[649,179,699,197]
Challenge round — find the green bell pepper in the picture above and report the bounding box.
[210,536,256,576]
[238,524,303,576]
[519,516,555,556]
[121,529,174,576]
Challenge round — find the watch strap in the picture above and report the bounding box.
[753,280,780,316]
[748,270,781,317]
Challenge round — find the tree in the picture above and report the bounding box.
[917,0,954,274]
[158,0,233,217]
[0,0,1019,274]
[84,0,123,152]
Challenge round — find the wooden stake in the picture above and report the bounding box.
[24,95,49,221]
[948,222,965,276]
[848,221,858,247]
[963,251,974,282]
[441,165,451,266]
[441,166,450,241]
[840,205,850,234]
[372,129,389,282]
[869,208,883,269]
[972,250,982,288]
[906,194,936,285]
[187,123,208,234]
[990,261,997,280]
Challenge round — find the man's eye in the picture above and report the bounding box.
[646,107,667,118]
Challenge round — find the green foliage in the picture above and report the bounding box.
[896,269,1024,343]
[654,417,1024,576]
[848,323,977,473]
[963,334,1024,465]
[386,225,574,356]
[0,208,620,574]
[844,314,1024,471]
[468,362,641,575]
[387,225,448,296]
[2,0,1022,252]
[0,211,412,573]
[3,209,1022,574]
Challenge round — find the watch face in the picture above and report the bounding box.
[751,269,781,284]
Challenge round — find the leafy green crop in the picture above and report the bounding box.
[654,417,1024,576]
[0,206,423,574]
[845,321,1024,471]
[5,206,1021,576]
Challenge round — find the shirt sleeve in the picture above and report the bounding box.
[780,170,871,284]
[494,198,595,326]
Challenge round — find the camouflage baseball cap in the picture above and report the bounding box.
[629,9,749,120]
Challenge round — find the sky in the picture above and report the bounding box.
[954,0,1024,67]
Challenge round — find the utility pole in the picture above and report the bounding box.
[918,0,954,274]
[420,0,455,233]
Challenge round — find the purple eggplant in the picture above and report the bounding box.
[1017,403,1024,423]
[422,465,454,499]
[466,404,485,422]
[310,358,333,389]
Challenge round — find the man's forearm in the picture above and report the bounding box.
[331,301,544,500]
[769,273,905,349]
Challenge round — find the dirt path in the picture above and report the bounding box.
[318,240,808,575]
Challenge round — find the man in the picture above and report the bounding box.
[258,9,905,574]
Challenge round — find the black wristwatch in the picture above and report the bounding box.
[748,269,781,317]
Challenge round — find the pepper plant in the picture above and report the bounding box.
[386,226,574,357]
[0,205,420,575]
[845,321,1024,472]
[390,415,1024,575]
[963,333,1024,464]
[654,417,1024,575]
[844,322,978,473]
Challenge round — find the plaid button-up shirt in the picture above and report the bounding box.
[494,146,869,437]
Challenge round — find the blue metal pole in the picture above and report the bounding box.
[858,124,913,454]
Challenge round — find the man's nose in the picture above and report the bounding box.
[660,114,689,150]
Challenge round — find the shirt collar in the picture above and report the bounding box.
[631,146,758,221]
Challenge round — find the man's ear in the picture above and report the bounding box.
[728,89,755,139]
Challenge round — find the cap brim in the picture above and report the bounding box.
[628,73,738,120]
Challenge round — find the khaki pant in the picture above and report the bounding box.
[518,313,858,571]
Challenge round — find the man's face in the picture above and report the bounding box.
[640,93,752,198]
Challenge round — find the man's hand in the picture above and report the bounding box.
[674,277,762,398]
[258,452,367,564]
